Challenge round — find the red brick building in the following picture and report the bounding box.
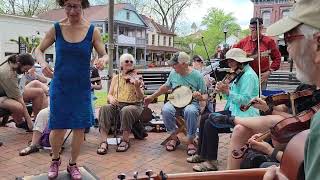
[251,0,295,27]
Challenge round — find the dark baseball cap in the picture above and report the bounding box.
[250,17,263,25]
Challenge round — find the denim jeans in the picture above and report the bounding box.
[162,101,200,140]
[198,110,233,160]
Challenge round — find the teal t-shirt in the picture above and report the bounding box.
[304,111,320,180]
[165,69,207,95]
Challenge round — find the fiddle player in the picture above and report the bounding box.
[97,53,144,154]
[233,17,281,90]
[187,48,260,172]
[144,52,207,156]
[218,84,319,170]
[262,0,320,179]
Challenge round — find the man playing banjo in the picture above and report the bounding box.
[144,52,207,156]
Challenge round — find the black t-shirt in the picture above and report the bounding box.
[90,67,101,91]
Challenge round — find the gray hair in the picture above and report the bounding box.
[298,24,320,39]
[119,53,136,65]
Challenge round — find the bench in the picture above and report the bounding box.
[267,71,300,92]
[137,70,170,95]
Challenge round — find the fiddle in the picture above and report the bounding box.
[240,89,314,113]
[123,69,143,84]
[212,68,244,96]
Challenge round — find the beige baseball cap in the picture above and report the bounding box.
[225,48,254,63]
[267,0,320,36]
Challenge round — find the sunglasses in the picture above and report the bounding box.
[125,60,133,64]
[284,33,305,43]
[195,59,203,63]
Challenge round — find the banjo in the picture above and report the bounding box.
[168,86,193,108]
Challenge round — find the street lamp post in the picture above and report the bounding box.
[223,26,228,44]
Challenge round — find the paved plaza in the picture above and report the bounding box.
[0,101,230,180]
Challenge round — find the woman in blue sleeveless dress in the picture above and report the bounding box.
[35,0,108,179]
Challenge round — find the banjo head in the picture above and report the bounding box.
[169,86,193,108]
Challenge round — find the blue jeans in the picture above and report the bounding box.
[162,101,200,140]
[91,91,97,119]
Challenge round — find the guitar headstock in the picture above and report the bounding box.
[118,170,165,180]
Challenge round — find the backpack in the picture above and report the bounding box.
[240,149,273,169]
[39,127,51,148]
[132,120,148,140]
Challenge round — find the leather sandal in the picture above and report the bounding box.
[19,144,40,156]
[97,141,108,155]
[116,140,130,152]
[187,143,197,156]
[193,162,218,172]
[165,138,180,152]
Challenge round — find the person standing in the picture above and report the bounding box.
[35,0,108,179]
[233,17,281,90]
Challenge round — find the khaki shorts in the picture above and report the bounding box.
[33,107,49,133]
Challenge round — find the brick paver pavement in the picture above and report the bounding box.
[0,100,230,180]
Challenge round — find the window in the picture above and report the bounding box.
[158,35,160,46]
[169,37,172,46]
[262,10,271,26]
[126,11,130,20]
[146,33,149,44]
[282,9,290,17]
[152,34,155,45]
[163,36,166,46]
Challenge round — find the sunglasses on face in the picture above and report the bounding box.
[284,33,305,44]
[64,3,82,12]
[125,60,133,64]
[195,59,203,63]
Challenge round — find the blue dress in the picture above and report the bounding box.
[48,22,93,129]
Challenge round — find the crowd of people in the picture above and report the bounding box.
[0,0,319,179]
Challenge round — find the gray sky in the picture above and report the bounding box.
[178,0,253,35]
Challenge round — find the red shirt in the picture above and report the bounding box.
[233,35,281,74]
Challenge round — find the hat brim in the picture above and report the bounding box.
[167,59,178,65]
[226,57,254,63]
[266,16,301,36]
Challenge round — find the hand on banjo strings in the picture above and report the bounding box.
[192,91,202,101]
[144,96,154,107]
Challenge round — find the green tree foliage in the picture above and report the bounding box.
[101,33,109,44]
[176,8,241,61]
[10,36,41,53]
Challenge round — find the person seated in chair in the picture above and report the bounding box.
[144,52,207,156]
[97,53,144,154]
[187,48,260,172]
[0,54,35,130]
[19,107,49,156]
[192,55,215,114]
[20,62,49,118]
[224,84,319,170]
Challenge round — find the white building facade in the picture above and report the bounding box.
[0,14,55,61]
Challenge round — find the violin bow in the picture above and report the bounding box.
[256,19,262,98]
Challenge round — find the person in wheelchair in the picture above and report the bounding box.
[97,53,144,154]
[144,52,207,156]
[187,48,260,172]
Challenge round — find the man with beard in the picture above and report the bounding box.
[263,0,320,179]
[0,53,35,131]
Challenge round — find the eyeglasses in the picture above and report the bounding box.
[284,33,305,43]
[249,25,262,31]
[195,59,203,63]
[125,60,133,64]
[64,4,82,12]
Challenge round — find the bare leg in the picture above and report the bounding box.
[70,129,85,164]
[23,87,47,117]
[0,97,24,123]
[234,115,285,132]
[25,80,49,95]
[50,129,67,159]
[227,125,255,169]
[30,131,42,145]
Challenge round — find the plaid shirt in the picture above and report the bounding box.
[233,35,281,74]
